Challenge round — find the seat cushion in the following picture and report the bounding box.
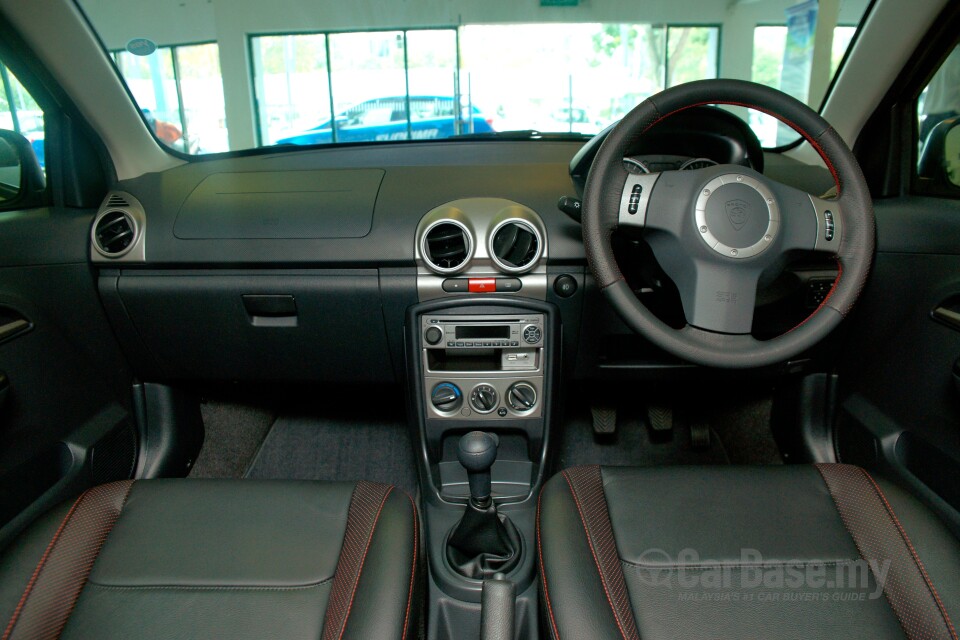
[0,479,419,640]
[537,464,960,640]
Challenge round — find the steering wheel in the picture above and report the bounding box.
[582,79,875,369]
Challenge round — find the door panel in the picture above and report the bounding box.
[835,196,960,534]
[0,207,135,542]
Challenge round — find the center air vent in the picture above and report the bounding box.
[93,210,137,257]
[490,220,542,273]
[422,221,473,274]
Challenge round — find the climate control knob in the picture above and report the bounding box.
[431,382,462,413]
[470,384,499,413]
[507,382,537,412]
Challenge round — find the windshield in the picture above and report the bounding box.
[77,0,871,155]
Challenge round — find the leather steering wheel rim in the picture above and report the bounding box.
[582,79,875,369]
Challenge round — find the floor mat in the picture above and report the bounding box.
[190,402,276,479]
[245,415,418,495]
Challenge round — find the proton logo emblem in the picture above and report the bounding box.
[725,200,751,231]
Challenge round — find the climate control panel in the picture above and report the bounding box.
[427,378,543,420]
[421,312,546,422]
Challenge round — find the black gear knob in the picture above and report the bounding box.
[458,431,499,506]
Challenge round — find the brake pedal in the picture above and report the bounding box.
[591,406,617,435]
[690,422,711,450]
[647,404,673,433]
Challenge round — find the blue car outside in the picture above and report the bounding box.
[276,96,494,145]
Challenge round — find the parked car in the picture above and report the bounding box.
[276,95,494,145]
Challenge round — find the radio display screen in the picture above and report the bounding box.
[456,325,510,340]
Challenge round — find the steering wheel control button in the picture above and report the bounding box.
[424,326,443,345]
[553,274,578,297]
[470,384,498,413]
[522,325,542,344]
[468,278,496,293]
[496,278,522,293]
[627,184,643,214]
[442,278,468,293]
[618,173,660,228]
[809,195,843,253]
[824,210,835,241]
[695,173,780,259]
[507,382,537,412]
[431,382,463,413]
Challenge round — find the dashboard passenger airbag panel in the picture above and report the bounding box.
[173,169,383,239]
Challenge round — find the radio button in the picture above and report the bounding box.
[424,326,443,345]
[523,325,542,344]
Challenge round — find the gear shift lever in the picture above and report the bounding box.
[458,431,499,508]
[447,431,521,579]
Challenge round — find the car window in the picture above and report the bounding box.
[0,63,45,176]
[76,0,872,154]
[917,44,960,192]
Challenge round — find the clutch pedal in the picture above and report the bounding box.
[591,406,617,435]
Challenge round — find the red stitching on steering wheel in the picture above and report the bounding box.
[641,98,844,331]
[642,100,841,193]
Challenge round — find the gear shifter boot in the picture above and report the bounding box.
[446,502,522,580]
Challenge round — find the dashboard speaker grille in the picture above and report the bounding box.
[491,220,540,272]
[423,222,471,272]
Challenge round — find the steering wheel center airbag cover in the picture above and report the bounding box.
[695,174,779,259]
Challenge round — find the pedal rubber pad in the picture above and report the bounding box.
[647,405,673,432]
[591,406,617,434]
[690,422,711,450]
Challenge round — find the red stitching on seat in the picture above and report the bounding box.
[335,486,393,640]
[536,490,562,640]
[1,490,89,640]
[561,469,635,640]
[400,491,418,640]
[860,469,959,640]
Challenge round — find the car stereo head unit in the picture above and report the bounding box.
[421,314,544,349]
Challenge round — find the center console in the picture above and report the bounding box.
[407,297,559,640]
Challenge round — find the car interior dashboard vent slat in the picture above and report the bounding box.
[422,221,472,274]
[490,220,542,273]
[90,191,147,263]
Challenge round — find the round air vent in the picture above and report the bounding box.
[93,210,137,257]
[489,219,542,273]
[421,220,473,274]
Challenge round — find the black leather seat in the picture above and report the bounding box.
[0,479,419,640]
[537,464,960,640]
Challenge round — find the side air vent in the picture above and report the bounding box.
[93,211,137,256]
[421,221,473,274]
[91,191,146,262]
[489,220,542,273]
